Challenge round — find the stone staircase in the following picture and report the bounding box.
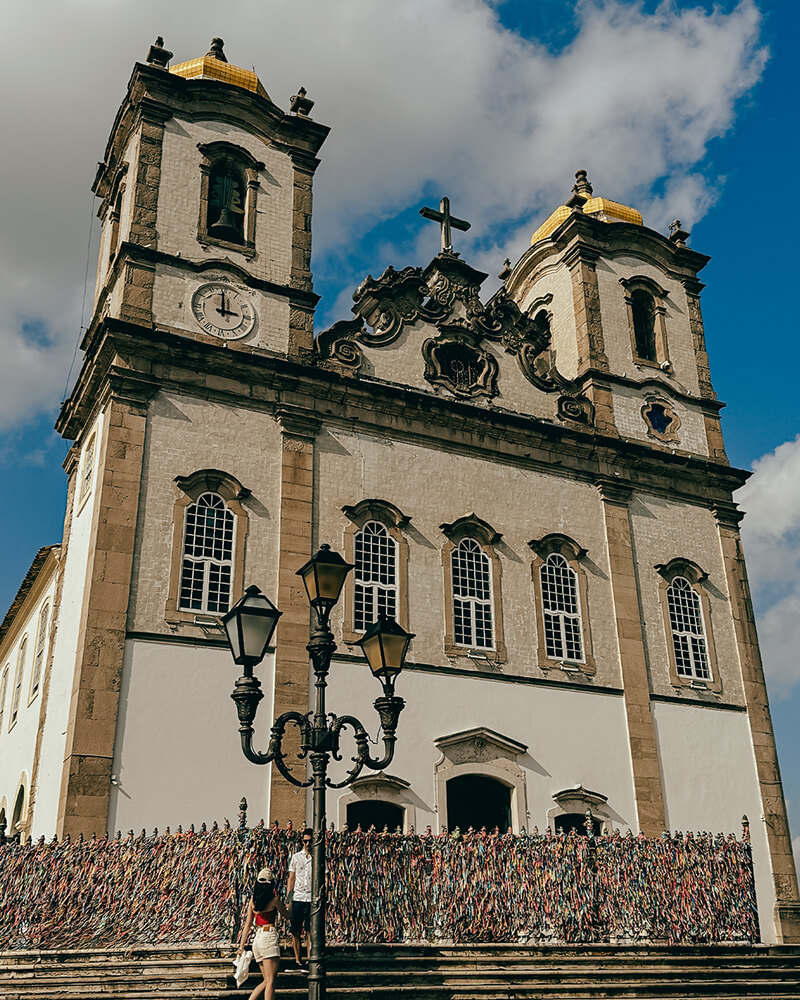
[3,943,800,999]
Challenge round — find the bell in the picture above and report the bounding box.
[209,207,242,243]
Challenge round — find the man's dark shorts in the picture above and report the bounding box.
[290,900,311,936]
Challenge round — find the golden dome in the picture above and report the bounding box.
[531,171,642,245]
[170,38,270,100]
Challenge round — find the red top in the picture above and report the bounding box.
[255,908,276,927]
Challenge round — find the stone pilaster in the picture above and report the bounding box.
[597,479,666,836]
[713,500,800,942]
[288,158,317,359]
[565,243,609,375]
[684,277,716,401]
[56,391,150,838]
[270,405,320,826]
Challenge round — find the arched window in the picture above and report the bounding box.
[631,289,657,361]
[167,470,249,626]
[441,515,506,662]
[11,784,25,836]
[620,276,669,367]
[666,576,710,680]
[342,499,411,645]
[656,558,719,691]
[539,553,584,662]
[9,637,27,729]
[29,603,49,701]
[207,161,246,243]
[451,538,494,649]
[530,534,594,674]
[197,142,263,252]
[179,492,235,614]
[0,666,9,732]
[354,521,398,631]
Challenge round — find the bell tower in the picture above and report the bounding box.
[47,39,330,839]
[91,36,328,358]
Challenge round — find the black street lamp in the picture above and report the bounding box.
[224,545,414,1000]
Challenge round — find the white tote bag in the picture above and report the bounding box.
[233,949,253,987]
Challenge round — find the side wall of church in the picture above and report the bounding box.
[0,573,58,835]
[33,409,108,836]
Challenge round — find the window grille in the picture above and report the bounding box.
[0,667,9,732]
[667,576,710,680]
[80,435,96,503]
[354,521,398,631]
[540,553,584,661]
[30,603,49,699]
[179,492,235,614]
[451,538,494,649]
[10,638,27,728]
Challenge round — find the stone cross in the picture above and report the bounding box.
[420,197,471,254]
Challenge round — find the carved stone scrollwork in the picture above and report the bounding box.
[315,317,365,373]
[352,265,447,346]
[422,325,498,399]
[557,394,594,425]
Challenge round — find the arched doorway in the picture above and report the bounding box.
[554,812,602,836]
[446,774,511,833]
[346,800,404,832]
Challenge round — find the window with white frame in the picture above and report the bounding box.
[540,553,584,662]
[30,602,49,700]
[179,492,235,614]
[354,521,397,630]
[80,434,96,503]
[9,637,27,728]
[666,576,711,680]
[451,538,494,649]
[0,666,9,732]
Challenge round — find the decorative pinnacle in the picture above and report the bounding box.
[290,86,315,117]
[207,38,228,62]
[146,36,173,69]
[572,169,594,197]
[498,258,512,281]
[669,219,690,246]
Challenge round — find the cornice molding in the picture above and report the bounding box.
[275,403,321,440]
[595,477,633,505]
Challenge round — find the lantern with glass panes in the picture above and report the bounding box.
[222,545,414,1000]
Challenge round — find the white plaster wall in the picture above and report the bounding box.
[612,385,708,456]
[653,700,775,941]
[109,638,272,832]
[151,262,291,354]
[33,409,107,836]
[629,494,744,704]
[157,118,294,285]
[128,391,283,635]
[317,427,621,688]
[325,662,637,834]
[0,575,58,833]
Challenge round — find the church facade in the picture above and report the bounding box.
[1,38,798,943]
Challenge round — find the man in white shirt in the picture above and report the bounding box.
[287,828,313,969]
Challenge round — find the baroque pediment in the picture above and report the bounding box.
[317,251,550,366]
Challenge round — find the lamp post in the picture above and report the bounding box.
[222,545,414,1000]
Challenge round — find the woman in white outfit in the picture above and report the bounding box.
[236,867,290,1000]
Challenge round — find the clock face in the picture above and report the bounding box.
[191,282,256,340]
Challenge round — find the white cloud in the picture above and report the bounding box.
[0,0,767,432]
[737,436,800,698]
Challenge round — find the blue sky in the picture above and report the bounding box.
[1,0,798,840]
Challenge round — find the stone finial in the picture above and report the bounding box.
[290,86,315,117]
[207,38,228,62]
[147,36,173,68]
[572,169,594,197]
[498,258,512,281]
[669,219,690,246]
[238,797,248,829]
